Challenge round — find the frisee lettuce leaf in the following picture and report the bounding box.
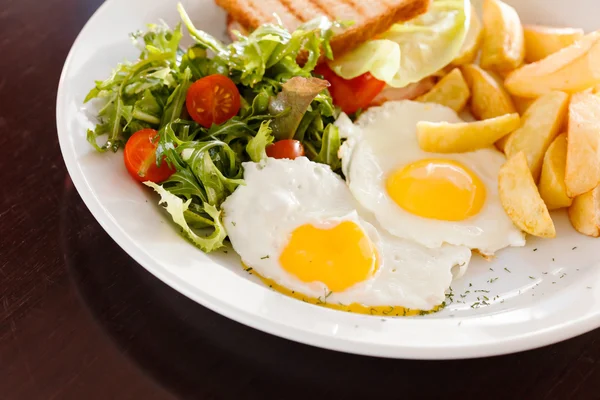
[144,182,227,252]
[314,124,341,171]
[246,121,274,162]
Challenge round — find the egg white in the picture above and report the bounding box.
[337,101,526,255]
[222,157,471,310]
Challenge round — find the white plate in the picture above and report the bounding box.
[57,0,600,359]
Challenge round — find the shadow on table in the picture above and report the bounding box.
[59,178,593,400]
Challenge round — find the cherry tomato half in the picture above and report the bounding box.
[315,64,386,114]
[123,128,175,183]
[266,140,305,160]
[186,74,241,128]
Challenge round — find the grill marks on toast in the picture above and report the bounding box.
[308,0,362,22]
[261,0,303,28]
[280,0,332,21]
[216,0,430,57]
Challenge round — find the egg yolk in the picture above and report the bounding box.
[386,159,486,221]
[279,221,378,292]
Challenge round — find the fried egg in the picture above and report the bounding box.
[222,157,471,313]
[337,101,525,255]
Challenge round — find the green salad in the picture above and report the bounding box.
[85,4,344,252]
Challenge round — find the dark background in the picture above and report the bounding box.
[2,0,600,399]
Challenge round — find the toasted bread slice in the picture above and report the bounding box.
[218,0,430,57]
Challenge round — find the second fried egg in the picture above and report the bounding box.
[337,101,525,255]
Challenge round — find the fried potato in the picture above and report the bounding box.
[461,64,516,121]
[565,92,600,197]
[416,68,470,112]
[417,113,520,153]
[451,5,483,66]
[524,25,585,63]
[504,91,570,182]
[568,186,600,237]
[538,133,572,210]
[495,134,510,154]
[498,152,556,238]
[512,96,535,115]
[505,31,600,98]
[480,0,525,72]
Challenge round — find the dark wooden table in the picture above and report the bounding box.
[2,0,600,399]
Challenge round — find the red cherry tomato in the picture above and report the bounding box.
[266,140,305,160]
[123,129,175,183]
[314,64,386,114]
[186,74,241,128]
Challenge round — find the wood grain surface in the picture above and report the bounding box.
[1,0,600,399]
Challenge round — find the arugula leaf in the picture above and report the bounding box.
[180,46,229,80]
[144,182,227,252]
[160,67,192,127]
[183,141,244,206]
[246,121,274,162]
[177,3,227,56]
[314,124,341,171]
[132,89,162,125]
[162,168,208,203]
[134,22,183,65]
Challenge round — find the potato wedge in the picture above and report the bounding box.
[498,152,556,238]
[538,133,572,210]
[524,25,585,63]
[461,64,516,120]
[565,92,600,197]
[480,0,525,72]
[495,134,510,154]
[451,5,483,66]
[512,96,535,115]
[417,113,520,153]
[504,91,570,182]
[568,186,600,237]
[416,69,471,112]
[505,31,600,98]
